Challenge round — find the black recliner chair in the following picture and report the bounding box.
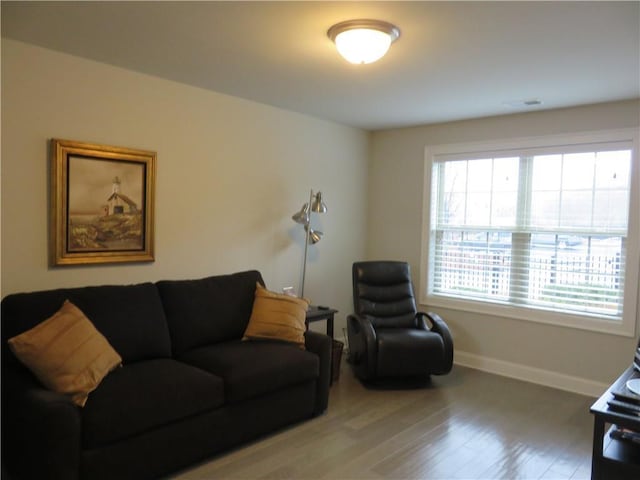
[347,261,453,382]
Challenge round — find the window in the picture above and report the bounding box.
[421,130,639,336]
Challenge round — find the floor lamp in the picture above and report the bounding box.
[291,189,327,298]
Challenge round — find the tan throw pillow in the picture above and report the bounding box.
[8,300,122,407]
[243,283,309,348]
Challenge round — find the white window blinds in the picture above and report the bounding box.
[423,131,639,335]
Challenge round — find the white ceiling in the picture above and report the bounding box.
[2,1,639,131]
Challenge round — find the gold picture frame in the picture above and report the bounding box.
[51,139,156,266]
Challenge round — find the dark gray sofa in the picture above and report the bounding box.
[1,270,331,480]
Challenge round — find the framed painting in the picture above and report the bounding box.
[51,139,156,266]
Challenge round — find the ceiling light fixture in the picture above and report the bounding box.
[327,19,400,65]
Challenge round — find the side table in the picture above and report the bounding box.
[306,306,340,383]
[305,306,338,339]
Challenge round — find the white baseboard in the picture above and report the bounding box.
[454,350,608,398]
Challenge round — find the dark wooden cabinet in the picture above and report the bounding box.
[590,366,640,480]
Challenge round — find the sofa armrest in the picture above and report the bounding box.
[304,330,331,415]
[2,367,82,480]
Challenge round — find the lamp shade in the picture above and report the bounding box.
[291,203,310,224]
[305,226,323,244]
[328,19,400,64]
[309,230,323,244]
[311,192,327,213]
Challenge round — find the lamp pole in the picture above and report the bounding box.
[300,189,314,298]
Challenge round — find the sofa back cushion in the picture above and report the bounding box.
[1,283,172,365]
[157,270,263,355]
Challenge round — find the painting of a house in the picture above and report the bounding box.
[66,157,146,252]
[107,176,139,215]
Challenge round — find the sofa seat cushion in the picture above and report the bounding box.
[179,340,319,404]
[81,359,224,449]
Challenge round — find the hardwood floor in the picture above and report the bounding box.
[171,360,595,480]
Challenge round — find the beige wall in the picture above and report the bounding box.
[370,100,640,390]
[1,39,369,335]
[4,38,640,392]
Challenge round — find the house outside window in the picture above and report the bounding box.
[421,129,639,336]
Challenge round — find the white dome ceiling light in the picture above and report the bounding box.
[327,19,400,65]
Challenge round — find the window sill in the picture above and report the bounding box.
[421,293,636,338]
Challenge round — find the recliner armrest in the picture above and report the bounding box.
[304,330,331,415]
[417,311,454,374]
[2,366,82,480]
[347,314,378,379]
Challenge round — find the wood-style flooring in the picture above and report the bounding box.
[171,359,595,480]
